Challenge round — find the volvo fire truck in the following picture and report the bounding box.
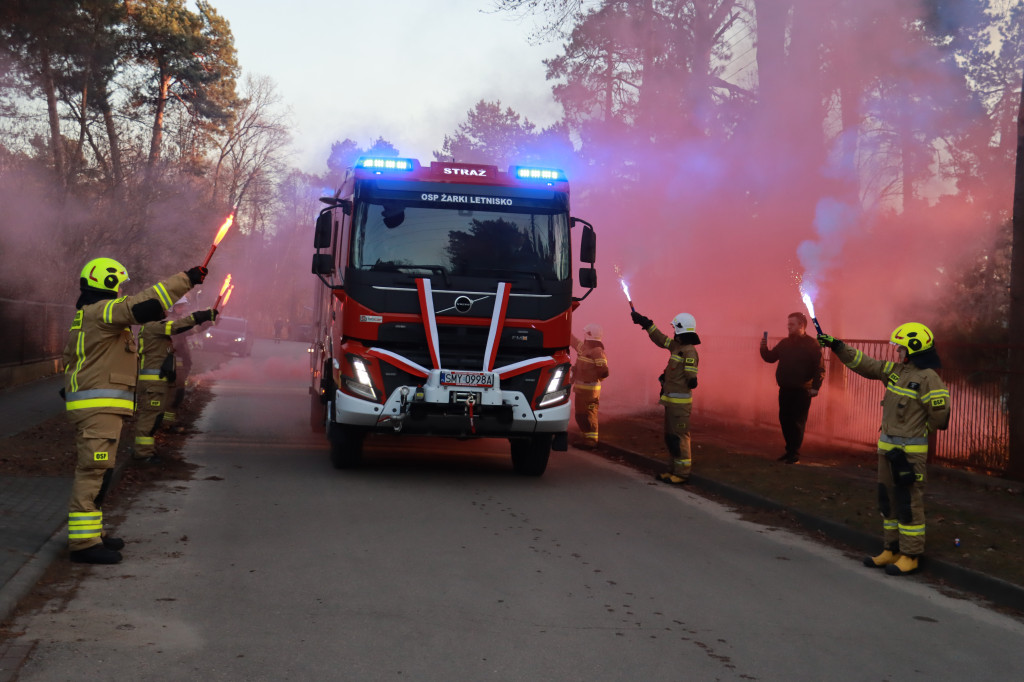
[309,156,597,475]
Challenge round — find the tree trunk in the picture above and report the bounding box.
[148,71,170,168]
[98,83,123,188]
[39,45,66,191]
[1008,66,1024,479]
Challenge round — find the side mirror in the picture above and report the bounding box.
[313,211,333,249]
[578,267,597,289]
[580,223,596,264]
[311,253,335,276]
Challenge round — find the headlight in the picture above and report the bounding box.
[344,355,376,400]
[538,364,570,408]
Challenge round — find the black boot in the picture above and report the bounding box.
[102,535,125,551]
[70,543,122,564]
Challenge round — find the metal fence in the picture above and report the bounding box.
[729,337,1011,474]
[0,298,75,367]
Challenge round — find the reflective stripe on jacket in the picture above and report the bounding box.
[62,273,193,417]
[570,334,609,385]
[836,344,950,441]
[644,324,698,404]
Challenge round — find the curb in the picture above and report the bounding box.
[0,532,64,626]
[596,441,1024,614]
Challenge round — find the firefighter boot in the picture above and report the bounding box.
[101,535,125,551]
[884,554,919,576]
[863,546,900,568]
[665,474,688,485]
[70,543,122,564]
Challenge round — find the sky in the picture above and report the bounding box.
[205,0,565,174]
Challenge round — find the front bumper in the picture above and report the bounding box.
[332,369,570,437]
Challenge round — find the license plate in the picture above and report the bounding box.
[440,371,494,387]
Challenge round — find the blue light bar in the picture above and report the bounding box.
[513,166,566,182]
[358,157,415,172]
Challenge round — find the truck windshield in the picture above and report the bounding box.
[351,201,570,281]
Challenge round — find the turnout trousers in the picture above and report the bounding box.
[662,399,692,479]
[133,381,169,459]
[573,383,601,443]
[67,411,122,551]
[876,449,927,556]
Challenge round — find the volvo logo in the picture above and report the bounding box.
[454,296,473,313]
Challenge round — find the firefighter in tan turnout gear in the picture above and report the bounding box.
[818,322,950,576]
[62,258,208,564]
[631,310,700,484]
[134,302,217,463]
[569,323,609,448]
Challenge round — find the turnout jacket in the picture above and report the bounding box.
[644,324,698,405]
[835,344,950,453]
[570,334,609,385]
[760,333,824,390]
[137,313,203,384]
[62,273,193,417]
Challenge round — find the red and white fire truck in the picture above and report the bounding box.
[309,156,597,475]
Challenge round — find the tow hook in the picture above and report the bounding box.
[466,394,476,435]
[393,387,410,433]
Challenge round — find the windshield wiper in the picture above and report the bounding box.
[371,263,450,287]
[464,268,547,293]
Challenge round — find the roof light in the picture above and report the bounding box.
[512,166,565,182]
[358,157,415,172]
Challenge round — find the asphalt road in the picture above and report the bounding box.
[9,341,1024,681]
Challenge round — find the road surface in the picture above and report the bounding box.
[9,340,1024,681]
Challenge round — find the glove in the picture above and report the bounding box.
[631,311,653,329]
[158,353,177,382]
[192,308,217,325]
[817,333,843,351]
[186,266,208,285]
[687,377,698,390]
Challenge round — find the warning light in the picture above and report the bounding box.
[358,157,415,172]
[512,166,565,182]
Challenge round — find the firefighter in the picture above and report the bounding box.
[569,323,609,448]
[818,322,950,575]
[62,258,207,564]
[631,310,700,484]
[162,297,198,430]
[133,301,217,463]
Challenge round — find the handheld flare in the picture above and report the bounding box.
[202,212,236,268]
[619,279,634,312]
[220,285,234,309]
[214,273,232,310]
[798,284,822,335]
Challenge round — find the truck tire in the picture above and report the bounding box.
[510,434,551,476]
[329,421,365,469]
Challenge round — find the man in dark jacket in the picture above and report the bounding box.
[759,312,824,464]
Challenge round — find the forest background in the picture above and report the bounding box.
[2,0,1024,469]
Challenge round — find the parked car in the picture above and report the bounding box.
[202,315,253,356]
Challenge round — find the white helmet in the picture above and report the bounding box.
[583,323,603,341]
[671,313,696,335]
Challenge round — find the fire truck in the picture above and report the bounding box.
[309,156,597,476]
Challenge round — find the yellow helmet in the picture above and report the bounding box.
[80,257,129,293]
[890,322,934,355]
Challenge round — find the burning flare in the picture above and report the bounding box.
[202,211,236,268]
[221,285,234,309]
[799,282,824,336]
[214,273,232,309]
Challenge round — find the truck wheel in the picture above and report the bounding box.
[510,434,551,476]
[329,421,365,469]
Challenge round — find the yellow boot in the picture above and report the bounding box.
[884,554,919,576]
[863,549,900,568]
